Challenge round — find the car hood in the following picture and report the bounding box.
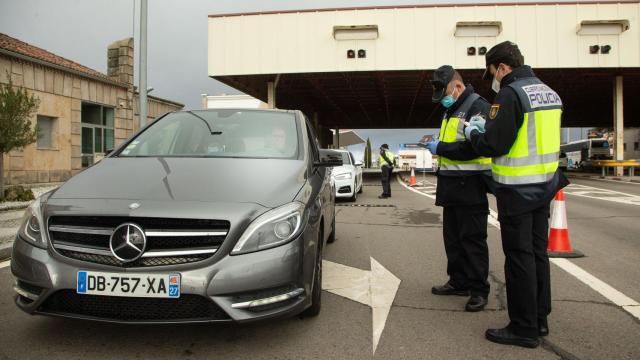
[331,165,355,175]
[51,157,307,208]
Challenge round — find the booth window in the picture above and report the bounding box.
[454,21,502,37]
[577,20,630,35]
[333,25,378,40]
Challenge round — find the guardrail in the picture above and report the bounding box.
[590,159,640,177]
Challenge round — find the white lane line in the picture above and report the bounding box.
[570,176,640,186]
[396,176,435,200]
[550,258,639,306]
[564,184,640,206]
[396,176,502,228]
[397,175,640,321]
[0,260,10,269]
[566,183,640,196]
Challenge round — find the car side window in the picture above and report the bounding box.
[349,152,355,165]
[305,119,320,162]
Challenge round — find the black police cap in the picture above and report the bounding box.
[380,144,389,150]
[430,65,454,103]
[482,41,524,80]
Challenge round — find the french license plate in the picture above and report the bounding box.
[77,271,180,298]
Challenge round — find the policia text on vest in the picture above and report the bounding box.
[428,65,493,313]
[468,41,569,348]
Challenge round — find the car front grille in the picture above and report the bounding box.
[40,290,230,322]
[48,216,230,267]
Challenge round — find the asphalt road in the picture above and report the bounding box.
[0,175,639,359]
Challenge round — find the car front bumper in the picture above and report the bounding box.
[10,231,311,324]
[333,177,355,198]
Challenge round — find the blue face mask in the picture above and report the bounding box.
[440,88,458,108]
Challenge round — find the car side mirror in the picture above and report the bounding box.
[314,149,343,167]
[354,161,363,167]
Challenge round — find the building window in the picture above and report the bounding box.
[37,115,56,149]
[635,142,639,151]
[81,102,115,167]
[623,143,627,151]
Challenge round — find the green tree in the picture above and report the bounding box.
[364,137,372,168]
[0,75,40,197]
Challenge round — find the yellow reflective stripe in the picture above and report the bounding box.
[507,113,529,158]
[440,157,492,165]
[492,161,558,177]
[379,151,394,166]
[442,118,460,143]
[535,109,561,155]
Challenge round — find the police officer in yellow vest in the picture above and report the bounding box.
[424,66,492,312]
[378,144,395,199]
[465,41,569,348]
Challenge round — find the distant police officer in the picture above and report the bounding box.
[425,66,492,312]
[465,41,569,348]
[379,144,394,199]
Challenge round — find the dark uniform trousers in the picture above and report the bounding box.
[442,204,490,297]
[380,165,392,197]
[499,203,552,337]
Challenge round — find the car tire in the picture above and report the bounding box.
[302,230,323,317]
[349,182,357,202]
[357,178,363,194]
[327,216,336,244]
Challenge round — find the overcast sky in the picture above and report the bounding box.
[0,0,590,152]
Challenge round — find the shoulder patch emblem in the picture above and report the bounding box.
[489,104,500,119]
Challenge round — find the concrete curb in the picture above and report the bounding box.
[0,242,12,262]
[0,203,30,212]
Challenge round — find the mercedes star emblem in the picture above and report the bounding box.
[109,223,147,262]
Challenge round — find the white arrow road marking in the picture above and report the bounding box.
[323,257,401,354]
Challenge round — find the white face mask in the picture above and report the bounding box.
[491,67,502,93]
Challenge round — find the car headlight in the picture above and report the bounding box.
[333,173,352,180]
[18,196,47,249]
[231,202,305,255]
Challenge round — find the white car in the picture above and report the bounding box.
[331,150,363,201]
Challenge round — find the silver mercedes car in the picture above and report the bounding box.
[11,108,342,323]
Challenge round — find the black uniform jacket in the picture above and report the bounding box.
[435,85,492,208]
[468,66,569,217]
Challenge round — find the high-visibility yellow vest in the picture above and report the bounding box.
[492,77,562,185]
[438,92,492,173]
[379,150,394,167]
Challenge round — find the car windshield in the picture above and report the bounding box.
[117,110,299,159]
[340,152,352,165]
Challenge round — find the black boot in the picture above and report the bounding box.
[431,282,469,296]
[485,327,540,348]
[465,296,488,312]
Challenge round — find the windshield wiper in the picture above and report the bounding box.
[185,111,223,135]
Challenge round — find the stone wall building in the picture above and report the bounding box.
[0,33,183,186]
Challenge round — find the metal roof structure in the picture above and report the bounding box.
[209,1,640,129]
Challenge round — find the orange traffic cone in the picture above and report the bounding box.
[547,190,584,258]
[409,167,417,187]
